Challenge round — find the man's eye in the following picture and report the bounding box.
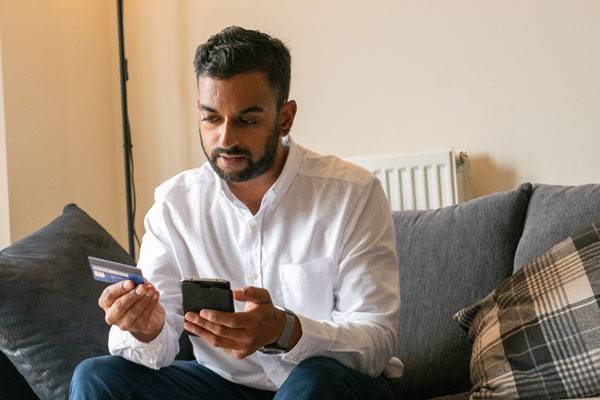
[202,116,218,123]
[239,119,257,126]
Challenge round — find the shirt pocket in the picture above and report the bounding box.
[279,256,336,320]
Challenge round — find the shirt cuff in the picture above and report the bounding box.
[281,314,330,364]
[108,323,167,370]
[384,357,404,378]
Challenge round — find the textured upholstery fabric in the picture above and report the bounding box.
[390,183,532,399]
[0,350,37,399]
[514,184,600,272]
[455,223,600,399]
[0,204,134,400]
[429,392,472,400]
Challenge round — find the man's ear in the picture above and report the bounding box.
[278,100,297,136]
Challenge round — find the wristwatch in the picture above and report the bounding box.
[259,307,295,354]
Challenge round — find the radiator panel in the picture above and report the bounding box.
[345,149,472,211]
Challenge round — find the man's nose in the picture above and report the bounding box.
[219,120,239,149]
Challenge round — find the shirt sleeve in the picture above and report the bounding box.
[108,191,185,370]
[281,178,401,377]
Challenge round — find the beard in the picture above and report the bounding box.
[200,119,280,183]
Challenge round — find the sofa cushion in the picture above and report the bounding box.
[0,204,134,400]
[454,222,600,399]
[514,183,600,272]
[429,392,472,400]
[0,351,38,399]
[391,183,531,399]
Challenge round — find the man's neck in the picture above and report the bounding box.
[227,143,289,215]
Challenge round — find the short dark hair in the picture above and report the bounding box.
[194,26,291,107]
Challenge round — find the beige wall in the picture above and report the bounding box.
[0,0,126,245]
[2,1,599,254]
[120,0,600,246]
[0,30,10,249]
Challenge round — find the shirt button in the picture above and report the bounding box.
[270,369,278,374]
[249,272,259,280]
[249,222,257,230]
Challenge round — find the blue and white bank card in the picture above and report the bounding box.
[88,256,144,286]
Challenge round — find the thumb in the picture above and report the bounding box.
[233,286,272,304]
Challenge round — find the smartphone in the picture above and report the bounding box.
[181,278,234,314]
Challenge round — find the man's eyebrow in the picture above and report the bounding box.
[238,106,264,115]
[199,105,264,115]
[199,104,218,113]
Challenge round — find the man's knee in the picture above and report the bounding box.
[277,357,394,400]
[276,357,349,399]
[70,356,130,399]
[292,356,343,380]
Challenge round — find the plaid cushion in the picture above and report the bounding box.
[454,223,600,399]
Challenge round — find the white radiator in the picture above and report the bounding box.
[344,149,472,211]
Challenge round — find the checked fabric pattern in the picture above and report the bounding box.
[454,222,600,399]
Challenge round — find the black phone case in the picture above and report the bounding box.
[181,281,234,314]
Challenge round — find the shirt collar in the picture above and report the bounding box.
[264,135,302,211]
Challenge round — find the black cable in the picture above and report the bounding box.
[117,0,137,259]
[127,121,141,248]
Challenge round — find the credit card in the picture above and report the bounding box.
[88,256,144,285]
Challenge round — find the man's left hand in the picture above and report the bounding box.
[183,286,286,359]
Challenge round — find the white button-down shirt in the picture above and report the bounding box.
[109,137,402,391]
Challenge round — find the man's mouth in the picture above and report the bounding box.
[218,154,246,167]
[220,154,244,159]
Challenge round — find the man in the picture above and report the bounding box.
[70,26,401,399]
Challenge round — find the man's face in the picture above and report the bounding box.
[197,71,282,182]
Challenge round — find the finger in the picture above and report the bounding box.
[232,286,272,304]
[183,321,239,350]
[196,309,248,329]
[105,284,156,324]
[117,291,154,331]
[129,291,161,332]
[122,284,159,328]
[185,312,240,339]
[99,280,135,309]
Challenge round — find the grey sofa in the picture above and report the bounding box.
[1,182,599,399]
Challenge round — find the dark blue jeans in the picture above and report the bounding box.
[69,355,395,399]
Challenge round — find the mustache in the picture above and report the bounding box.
[211,147,251,158]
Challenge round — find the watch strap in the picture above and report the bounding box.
[277,307,295,350]
[259,307,295,354]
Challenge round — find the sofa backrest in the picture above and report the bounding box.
[514,184,600,272]
[391,183,532,399]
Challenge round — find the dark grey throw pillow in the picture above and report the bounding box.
[391,183,532,399]
[0,204,134,400]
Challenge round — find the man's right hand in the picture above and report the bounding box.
[99,280,166,343]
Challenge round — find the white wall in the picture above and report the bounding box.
[1,1,599,252]
[121,0,600,243]
[0,30,10,249]
[0,0,126,245]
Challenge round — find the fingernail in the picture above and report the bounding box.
[200,310,210,319]
[123,280,133,289]
[136,286,144,295]
[153,293,159,300]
